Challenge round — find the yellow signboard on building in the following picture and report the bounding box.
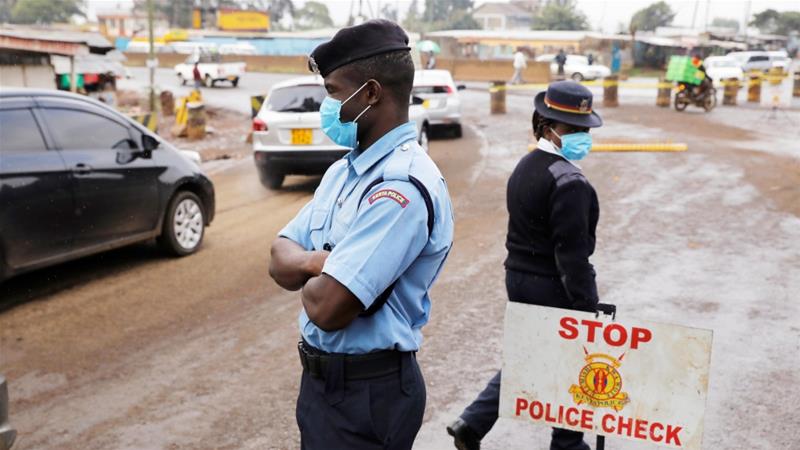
[217,10,270,32]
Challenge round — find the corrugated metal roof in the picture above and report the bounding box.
[0,27,112,49]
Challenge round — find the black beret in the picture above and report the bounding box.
[309,19,411,77]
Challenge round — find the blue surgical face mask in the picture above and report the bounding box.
[551,127,592,161]
[320,82,371,149]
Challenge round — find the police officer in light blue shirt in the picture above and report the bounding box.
[268,19,454,450]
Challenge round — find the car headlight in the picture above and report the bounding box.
[179,149,202,166]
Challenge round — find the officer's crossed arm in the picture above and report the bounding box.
[269,200,330,291]
[548,176,599,312]
[302,183,429,332]
[269,238,330,291]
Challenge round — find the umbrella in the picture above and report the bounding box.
[417,40,441,54]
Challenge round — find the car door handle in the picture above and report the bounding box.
[73,163,93,175]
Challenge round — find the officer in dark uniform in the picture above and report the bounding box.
[269,20,454,450]
[447,81,602,450]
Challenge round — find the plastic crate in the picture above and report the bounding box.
[665,56,705,85]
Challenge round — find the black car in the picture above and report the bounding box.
[0,89,215,282]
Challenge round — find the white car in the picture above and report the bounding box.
[252,76,431,189]
[174,51,246,87]
[412,69,464,137]
[535,54,611,81]
[767,51,791,72]
[703,56,744,82]
[727,51,772,72]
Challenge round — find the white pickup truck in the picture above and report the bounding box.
[174,52,246,88]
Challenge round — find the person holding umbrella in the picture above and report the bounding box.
[417,40,440,70]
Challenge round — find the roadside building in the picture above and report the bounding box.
[473,1,537,31]
[0,27,123,92]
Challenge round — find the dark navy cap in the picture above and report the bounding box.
[534,80,603,128]
[308,19,411,77]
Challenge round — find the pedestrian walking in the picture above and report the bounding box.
[587,52,594,65]
[446,80,603,450]
[192,62,203,89]
[511,48,527,85]
[269,19,454,450]
[426,50,437,69]
[555,49,567,79]
[611,45,621,75]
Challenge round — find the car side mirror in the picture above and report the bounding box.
[142,134,160,152]
[411,95,424,105]
[457,84,466,91]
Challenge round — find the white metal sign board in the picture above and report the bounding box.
[499,303,713,449]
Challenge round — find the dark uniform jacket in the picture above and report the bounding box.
[504,149,599,312]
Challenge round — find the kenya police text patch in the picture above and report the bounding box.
[368,189,409,208]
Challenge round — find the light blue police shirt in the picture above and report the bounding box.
[279,121,454,354]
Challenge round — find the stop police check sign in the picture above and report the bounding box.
[499,303,713,449]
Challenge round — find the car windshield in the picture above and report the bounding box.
[267,85,327,113]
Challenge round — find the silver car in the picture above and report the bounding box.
[412,70,464,137]
[252,76,431,189]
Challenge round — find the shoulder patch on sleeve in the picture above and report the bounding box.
[548,160,587,187]
[368,189,410,208]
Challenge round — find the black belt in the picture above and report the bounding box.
[298,341,405,381]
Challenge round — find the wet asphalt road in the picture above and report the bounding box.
[1,86,799,449]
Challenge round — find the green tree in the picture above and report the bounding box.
[750,9,800,36]
[380,3,397,22]
[532,0,588,30]
[775,12,800,36]
[0,0,14,22]
[629,1,675,32]
[749,9,780,33]
[267,0,295,25]
[421,0,477,31]
[132,0,193,29]
[710,17,739,31]
[10,0,83,24]
[403,0,424,32]
[293,1,332,30]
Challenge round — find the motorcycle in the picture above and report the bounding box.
[674,81,717,112]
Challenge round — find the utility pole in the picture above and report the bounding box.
[691,0,699,29]
[147,0,156,112]
[704,0,711,31]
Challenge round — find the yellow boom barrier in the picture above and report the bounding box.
[488,77,787,93]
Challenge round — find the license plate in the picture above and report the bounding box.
[422,99,431,109]
[291,128,313,145]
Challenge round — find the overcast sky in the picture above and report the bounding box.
[87,0,799,33]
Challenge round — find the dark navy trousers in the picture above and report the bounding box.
[459,270,591,450]
[296,352,426,450]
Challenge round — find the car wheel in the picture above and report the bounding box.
[419,125,430,152]
[158,191,205,256]
[571,72,584,82]
[232,77,239,88]
[259,167,285,190]
[452,124,463,138]
[204,74,212,87]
